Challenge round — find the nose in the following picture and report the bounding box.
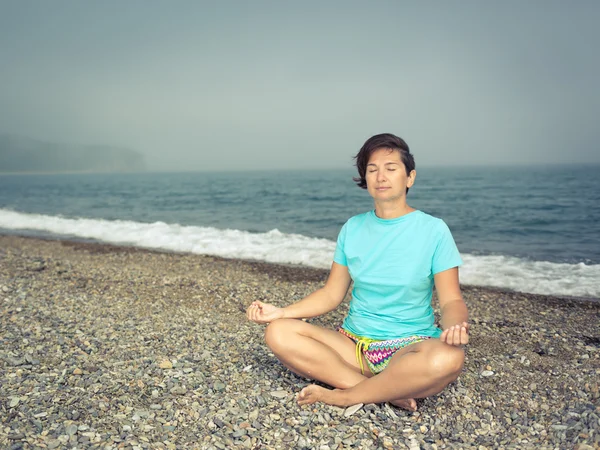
[376,169,387,182]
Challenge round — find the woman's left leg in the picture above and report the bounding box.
[297,338,464,407]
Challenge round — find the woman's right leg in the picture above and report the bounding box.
[264,318,368,388]
[264,318,418,410]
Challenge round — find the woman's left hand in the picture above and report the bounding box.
[440,322,469,346]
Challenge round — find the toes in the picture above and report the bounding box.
[391,398,418,412]
[297,387,311,405]
[297,385,321,405]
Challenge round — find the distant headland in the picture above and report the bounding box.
[0,134,146,174]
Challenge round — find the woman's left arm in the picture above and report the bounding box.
[434,267,469,346]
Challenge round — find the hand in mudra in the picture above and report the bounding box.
[246,300,284,324]
[440,322,469,346]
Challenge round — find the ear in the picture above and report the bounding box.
[407,169,416,187]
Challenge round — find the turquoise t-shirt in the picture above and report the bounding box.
[334,210,462,340]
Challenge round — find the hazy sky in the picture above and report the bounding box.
[1,1,599,171]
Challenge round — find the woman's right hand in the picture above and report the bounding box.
[246,300,285,324]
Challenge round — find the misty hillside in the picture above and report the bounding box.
[0,134,146,173]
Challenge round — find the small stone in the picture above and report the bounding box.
[214,382,226,391]
[344,403,364,417]
[24,354,39,365]
[214,417,225,428]
[9,397,20,407]
[170,386,187,395]
[383,437,394,449]
[382,403,397,418]
[66,424,78,436]
[8,433,25,440]
[270,390,288,398]
[159,360,173,369]
[150,404,163,410]
[481,370,494,377]
[28,262,46,272]
[135,410,150,419]
[73,368,83,375]
[6,357,25,366]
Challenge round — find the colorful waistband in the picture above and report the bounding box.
[338,328,429,375]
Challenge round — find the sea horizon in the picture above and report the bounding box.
[2,161,599,176]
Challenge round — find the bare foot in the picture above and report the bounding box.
[297,385,348,407]
[390,398,417,411]
[297,386,417,411]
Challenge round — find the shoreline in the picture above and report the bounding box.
[1,234,598,449]
[2,232,598,304]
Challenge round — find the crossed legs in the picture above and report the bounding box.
[264,318,464,409]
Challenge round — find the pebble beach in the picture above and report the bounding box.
[1,235,598,450]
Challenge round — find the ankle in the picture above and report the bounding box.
[337,390,354,407]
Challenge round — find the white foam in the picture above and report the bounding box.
[0,209,336,268]
[459,254,599,299]
[1,209,598,299]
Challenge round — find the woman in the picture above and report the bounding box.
[247,133,469,410]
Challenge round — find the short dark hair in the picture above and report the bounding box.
[353,133,415,192]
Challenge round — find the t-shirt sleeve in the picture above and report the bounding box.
[432,220,463,274]
[333,222,348,266]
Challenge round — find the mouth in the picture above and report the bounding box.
[375,187,390,191]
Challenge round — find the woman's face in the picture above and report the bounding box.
[365,148,415,202]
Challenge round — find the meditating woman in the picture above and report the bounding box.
[247,133,469,410]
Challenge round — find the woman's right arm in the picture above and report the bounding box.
[247,262,351,324]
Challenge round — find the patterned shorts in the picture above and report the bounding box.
[338,327,430,375]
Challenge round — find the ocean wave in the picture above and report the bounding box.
[0,209,335,268]
[1,209,598,299]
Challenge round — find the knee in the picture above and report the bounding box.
[428,345,465,381]
[264,319,295,353]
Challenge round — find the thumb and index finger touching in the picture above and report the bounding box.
[246,300,279,323]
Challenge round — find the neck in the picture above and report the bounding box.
[374,201,415,219]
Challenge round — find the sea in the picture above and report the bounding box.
[1,165,599,300]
